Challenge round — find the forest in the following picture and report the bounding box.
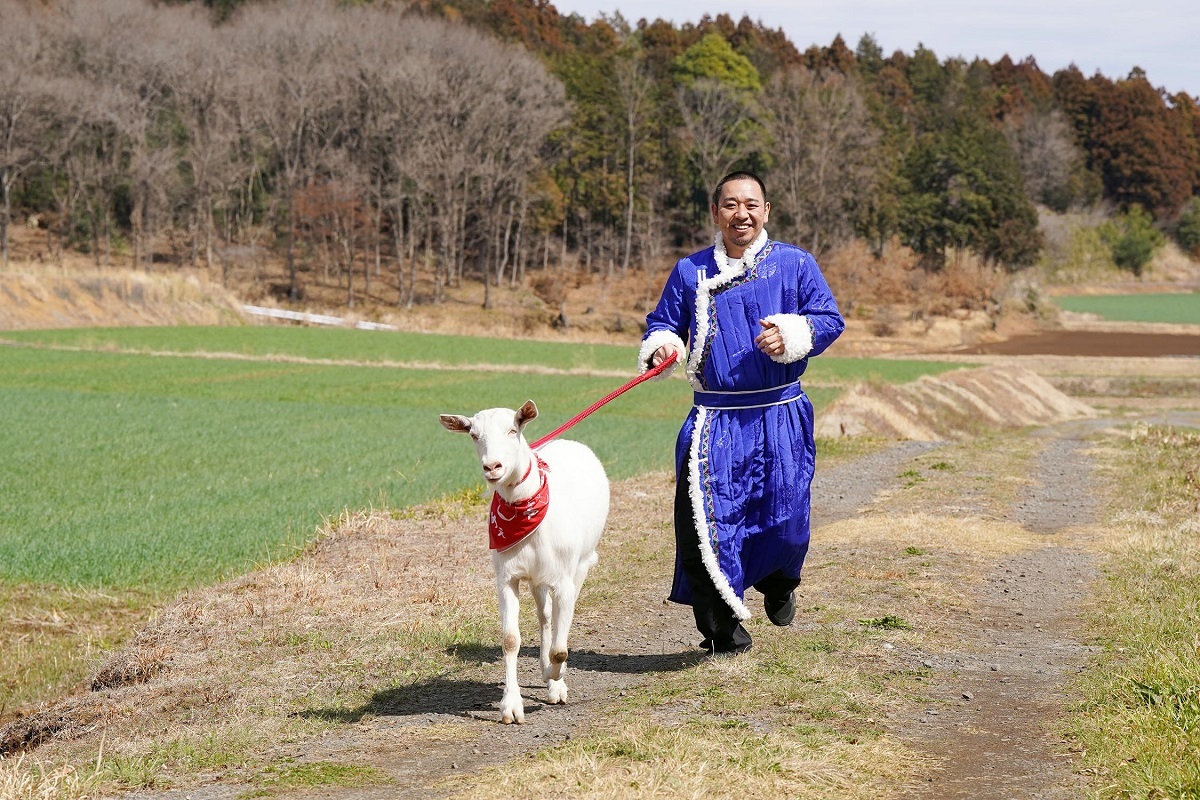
[1,0,1199,310]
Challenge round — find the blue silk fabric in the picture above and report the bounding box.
[644,240,844,610]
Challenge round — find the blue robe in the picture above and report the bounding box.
[643,237,844,619]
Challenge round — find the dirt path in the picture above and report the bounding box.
[887,425,1102,799]
[97,421,1115,800]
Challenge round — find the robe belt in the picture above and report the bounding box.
[693,381,803,410]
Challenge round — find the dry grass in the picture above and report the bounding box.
[0,266,245,331]
[0,586,151,721]
[1065,424,1200,797]
[451,718,916,800]
[0,504,500,773]
[822,240,1008,320]
[0,752,96,800]
[834,429,1039,521]
[816,367,1096,441]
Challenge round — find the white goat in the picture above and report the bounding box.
[439,400,609,724]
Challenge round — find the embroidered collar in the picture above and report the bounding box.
[686,230,771,390]
[488,456,550,551]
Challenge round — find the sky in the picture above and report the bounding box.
[550,0,1200,98]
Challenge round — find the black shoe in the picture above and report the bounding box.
[764,591,796,626]
[698,638,752,657]
[702,642,752,660]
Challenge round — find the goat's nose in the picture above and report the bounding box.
[482,461,503,476]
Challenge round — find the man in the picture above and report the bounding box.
[639,171,844,655]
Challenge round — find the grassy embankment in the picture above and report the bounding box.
[1068,424,1200,796]
[0,326,961,715]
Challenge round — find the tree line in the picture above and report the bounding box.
[2,0,1198,309]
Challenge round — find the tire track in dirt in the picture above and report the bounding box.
[890,423,1102,799]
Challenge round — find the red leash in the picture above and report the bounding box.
[531,352,678,450]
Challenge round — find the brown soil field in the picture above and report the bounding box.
[960,330,1200,357]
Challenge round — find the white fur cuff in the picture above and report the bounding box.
[639,330,686,379]
[762,313,813,364]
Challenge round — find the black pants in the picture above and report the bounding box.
[674,461,800,652]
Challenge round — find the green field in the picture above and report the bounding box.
[0,326,966,593]
[1054,292,1200,325]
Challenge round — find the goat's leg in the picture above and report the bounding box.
[498,576,524,724]
[534,583,553,680]
[544,580,577,704]
[573,552,597,590]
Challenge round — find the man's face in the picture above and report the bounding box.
[711,178,770,258]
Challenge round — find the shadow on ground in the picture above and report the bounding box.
[299,644,698,724]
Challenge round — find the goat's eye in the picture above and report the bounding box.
[508,429,518,436]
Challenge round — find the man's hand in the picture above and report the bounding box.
[755,319,785,357]
[650,344,679,367]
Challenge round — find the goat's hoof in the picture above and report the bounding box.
[500,698,524,724]
[547,678,568,705]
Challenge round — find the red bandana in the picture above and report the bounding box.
[488,456,550,551]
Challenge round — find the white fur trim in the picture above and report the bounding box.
[687,408,752,621]
[713,228,768,276]
[638,330,685,379]
[687,230,770,390]
[761,313,813,364]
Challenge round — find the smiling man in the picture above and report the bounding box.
[639,171,845,656]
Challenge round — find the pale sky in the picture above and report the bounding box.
[551,0,1200,98]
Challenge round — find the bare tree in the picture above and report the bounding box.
[229,0,346,301]
[3,0,567,309]
[0,2,49,268]
[58,0,182,268]
[613,54,656,272]
[161,5,244,271]
[764,67,879,255]
[676,78,765,202]
[392,19,565,307]
[1004,108,1082,211]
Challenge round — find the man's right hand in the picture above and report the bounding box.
[651,344,679,367]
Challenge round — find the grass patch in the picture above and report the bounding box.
[0,346,691,590]
[447,628,923,799]
[0,325,640,373]
[0,752,95,800]
[0,325,972,385]
[1054,292,1200,325]
[244,760,390,797]
[816,435,896,469]
[97,726,265,791]
[858,615,912,631]
[880,432,1038,519]
[1067,425,1200,797]
[0,585,150,715]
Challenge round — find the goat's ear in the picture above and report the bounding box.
[439,414,472,433]
[516,400,538,429]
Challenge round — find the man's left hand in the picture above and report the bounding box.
[755,319,785,357]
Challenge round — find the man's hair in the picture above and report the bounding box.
[712,171,768,207]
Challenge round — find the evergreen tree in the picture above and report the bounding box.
[899,111,1040,268]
